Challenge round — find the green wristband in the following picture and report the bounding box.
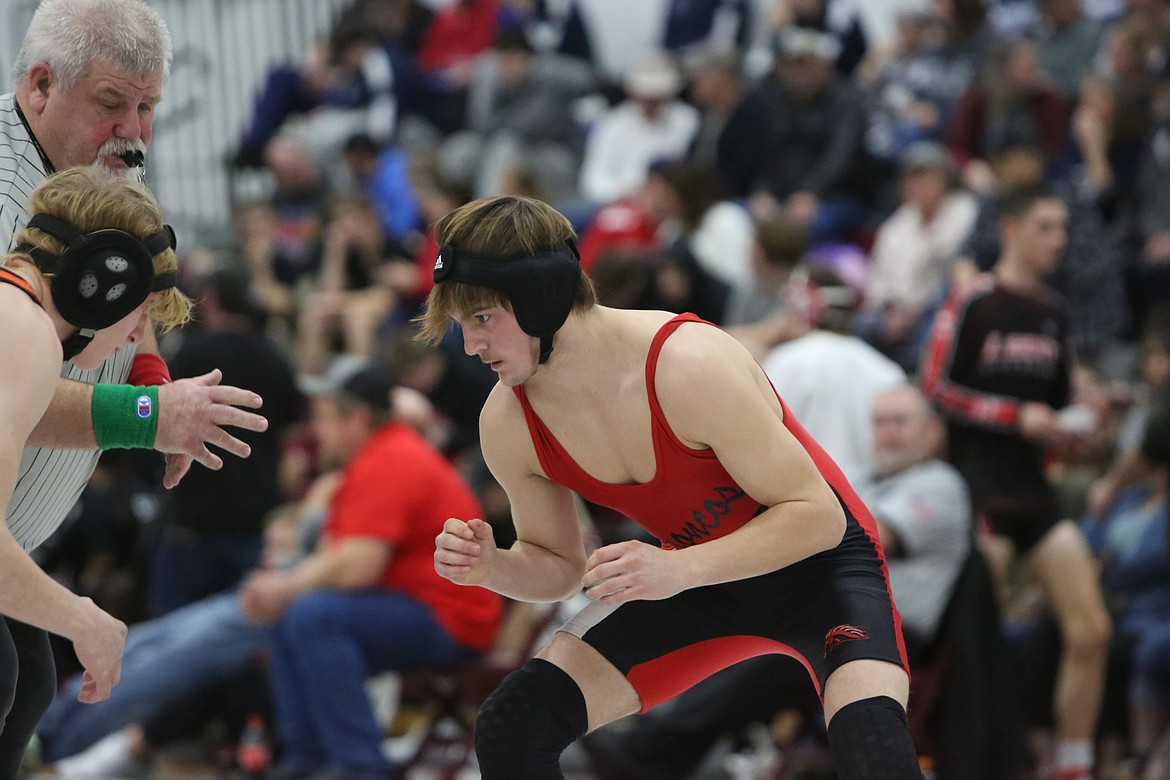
[92,384,160,450]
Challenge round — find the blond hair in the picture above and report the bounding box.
[417,196,595,344]
[13,167,192,331]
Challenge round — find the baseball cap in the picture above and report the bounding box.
[773,26,842,61]
[299,356,394,411]
[624,51,683,99]
[901,140,954,174]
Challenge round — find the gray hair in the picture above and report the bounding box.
[13,0,173,90]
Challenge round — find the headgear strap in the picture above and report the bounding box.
[434,241,581,364]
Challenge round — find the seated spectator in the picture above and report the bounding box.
[641,159,754,290]
[379,330,496,461]
[770,0,869,76]
[1034,0,1106,99]
[946,37,1074,190]
[576,197,661,273]
[238,20,432,175]
[762,266,906,487]
[863,2,981,171]
[662,0,752,54]
[296,197,398,375]
[1124,50,1170,310]
[239,363,504,780]
[1081,470,1170,769]
[683,45,770,195]
[497,0,597,64]
[1091,308,1170,516]
[723,214,806,342]
[233,200,303,344]
[582,384,972,780]
[740,26,874,245]
[35,495,326,772]
[416,0,500,76]
[341,133,420,248]
[857,141,978,373]
[439,28,595,203]
[577,50,699,205]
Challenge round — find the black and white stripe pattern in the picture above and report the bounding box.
[1,92,136,552]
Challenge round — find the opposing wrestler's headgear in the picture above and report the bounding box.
[433,241,581,364]
[19,213,177,359]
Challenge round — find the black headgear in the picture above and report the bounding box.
[433,240,581,364]
[19,213,177,359]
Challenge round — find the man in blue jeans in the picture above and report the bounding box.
[40,364,503,780]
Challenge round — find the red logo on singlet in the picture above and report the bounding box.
[824,625,868,656]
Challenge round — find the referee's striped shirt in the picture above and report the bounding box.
[0,92,137,552]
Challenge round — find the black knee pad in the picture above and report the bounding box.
[827,695,922,780]
[474,658,589,780]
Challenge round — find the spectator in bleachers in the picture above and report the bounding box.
[1124,50,1170,309]
[36,494,327,773]
[296,197,399,375]
[763,266,906,487]
[439,28,595,202]
[858,140,978,373]
[241,364,503,780]
[770,0,869,76]
[497,0,597,65]
[743,26,874,245]
[864,3,960,168]
[682,46,767,195]
[1035,0,1107,99]
[1081,466,1170,772]
[341,133,420,248]
[1076,17,1160,200]
[416,0,499,77]
[380,330,496,461]
[724,214,806,332]
[921,183,1112,780]
[1089,307,1170,515]
[947,37,1074,190]
[661,0,753,54]
[147,268,303,618]
[578,50,699,205]
[234,201,303,345]
[641,159,754,290]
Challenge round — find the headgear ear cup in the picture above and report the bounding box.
[22,213,177,331]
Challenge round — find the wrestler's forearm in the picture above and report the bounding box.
[674,498,845,589]
[27,378,97,448]
[487,541,586,603]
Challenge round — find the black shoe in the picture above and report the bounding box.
[578,729,675,780]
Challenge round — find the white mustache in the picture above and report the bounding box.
[93,138,148,182]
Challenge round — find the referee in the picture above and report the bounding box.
[0,0,267,773]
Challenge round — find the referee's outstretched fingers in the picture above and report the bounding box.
[154,369,268,472]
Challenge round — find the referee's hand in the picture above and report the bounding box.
[154,369,268,487]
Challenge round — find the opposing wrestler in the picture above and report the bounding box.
[0,166,191,773]
[424,196,922,779]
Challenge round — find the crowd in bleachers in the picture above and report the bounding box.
[25,0,1170,778]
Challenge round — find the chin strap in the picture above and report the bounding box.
[538,334,554,365]
[61,329,95,361]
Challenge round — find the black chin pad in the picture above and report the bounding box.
[434,243,580,338]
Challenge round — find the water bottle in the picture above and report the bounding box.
[237,714,271,778]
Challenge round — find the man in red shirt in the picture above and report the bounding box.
[240,364,503,780]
